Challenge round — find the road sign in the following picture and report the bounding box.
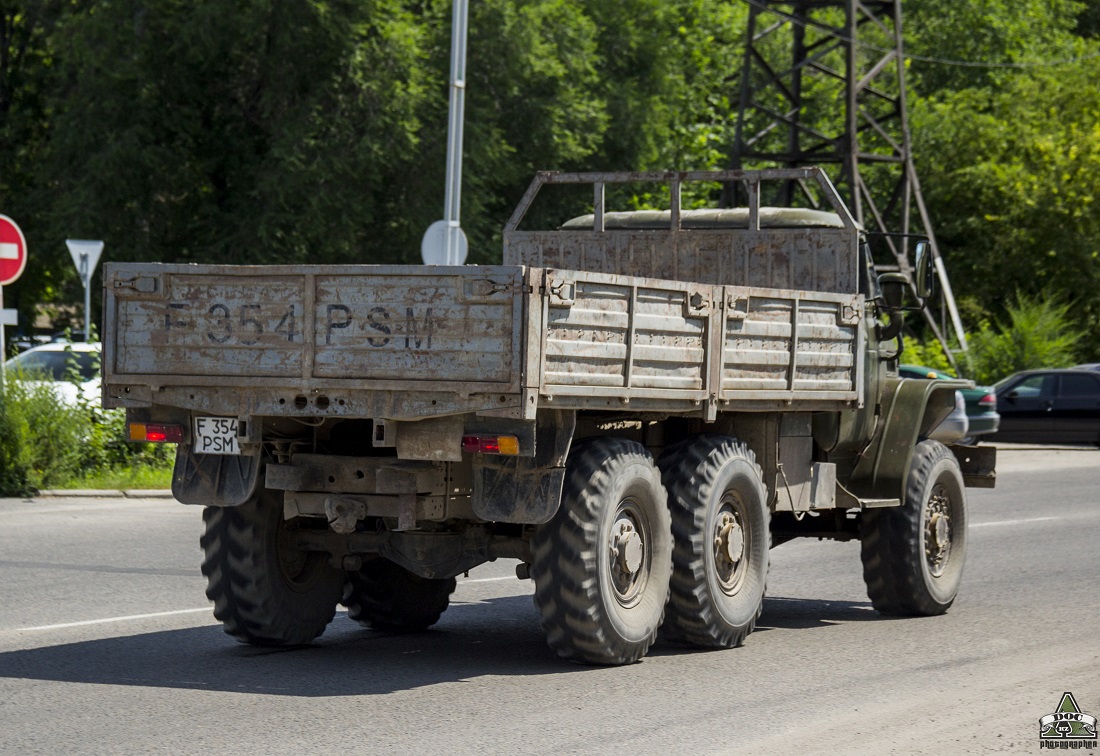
[0,215,28,286]
[66,240,104,343]
[421,220,468,265]
[67,239,104,285]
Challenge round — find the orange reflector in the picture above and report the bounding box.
[129,423,183,443]
[461,434,520,455]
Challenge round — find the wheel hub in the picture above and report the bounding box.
[715,512,744,565]
[713,501,748,595]
[924,490,952,578]
[610,509,648,605]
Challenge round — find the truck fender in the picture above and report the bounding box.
[847,377,962,503]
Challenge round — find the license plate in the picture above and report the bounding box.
[193,416,241,455]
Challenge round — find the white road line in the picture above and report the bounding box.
[15,607,211,633]
[10,577,516,633]
[971,516,1058,528]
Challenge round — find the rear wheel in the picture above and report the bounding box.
[860,440,968,615]
[660,436,769,648]
[530,438,672,665]
[201,489,344,645]
[343,558,456,632]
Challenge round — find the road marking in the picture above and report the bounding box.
[15,607,211,633]
[971,516,1058,528]
[11,577,517,632]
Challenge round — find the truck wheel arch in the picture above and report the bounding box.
[847,377,961,503]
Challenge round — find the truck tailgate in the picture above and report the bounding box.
[103,264,530,415]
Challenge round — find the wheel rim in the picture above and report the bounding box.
[276,517,320,591]
[713,491,748,595]
[608,497,650,607]
[924,484,953,578]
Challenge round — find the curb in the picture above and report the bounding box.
[38,489,175,499]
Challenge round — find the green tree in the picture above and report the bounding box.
[904,0,1087,94]
[911,62,1100,358]
[964,295,1081,385]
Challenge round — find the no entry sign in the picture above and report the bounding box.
[0,215,27,286]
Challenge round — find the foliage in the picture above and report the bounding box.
[963,294,1082,385]
[902,334,953,374]
[911,61,1100,358]
[0,370,173,496]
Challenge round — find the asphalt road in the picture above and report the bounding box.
[1,446,1097,755]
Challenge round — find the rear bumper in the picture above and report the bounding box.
[966,412,1000,437]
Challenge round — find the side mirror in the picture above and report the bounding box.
[914,240,935,299]
[877,272,909,309]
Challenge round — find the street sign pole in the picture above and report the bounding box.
[66,240,104,342]
[421,0,470,265]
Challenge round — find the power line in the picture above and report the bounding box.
[740,0,1100,69]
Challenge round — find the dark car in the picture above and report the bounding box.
[899,364,1000,442]
[990,368,1100,445]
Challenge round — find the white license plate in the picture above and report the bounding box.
[193,416,241,455]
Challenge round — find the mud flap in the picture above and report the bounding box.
[471,410,575,524]
[950,444,997,488]
[172,444,262,507]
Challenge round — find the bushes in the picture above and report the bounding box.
[904,293,1084,385]
[964,295,1081,385]
[0,372,172,497]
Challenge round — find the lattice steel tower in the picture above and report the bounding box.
[729,0,965,360]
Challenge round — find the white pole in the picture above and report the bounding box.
[444,0,469,265]
[81,254,91,342]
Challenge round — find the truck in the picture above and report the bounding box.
[102,167,995,665]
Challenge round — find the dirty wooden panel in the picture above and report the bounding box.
[541,271,708,394]
[721,289,860,399]
[312,273,517,384]
[506,228,855,294]
[115,276,305,377]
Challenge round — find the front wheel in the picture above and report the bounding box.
[201,489,344,645]
[530,438,672,665]
[860,439,968,616]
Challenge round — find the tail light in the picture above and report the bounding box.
[978,392,997,409]
[129,423,184,443]
[461,434,520,455]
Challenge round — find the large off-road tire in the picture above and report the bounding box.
[343,558,456,632]
[860,439,968,616]
[660,435,769,648]
[530,438,673,665]
[201,489,344,645]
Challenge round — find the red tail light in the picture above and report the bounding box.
[978,393,997,408]
[129,423,184,443]
[461,434,520,455]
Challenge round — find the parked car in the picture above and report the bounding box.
[1075,363,1100,372]
[3,342,101,406]
[927,389,969,443]
[990,368,1100,445]
[900,364,1000,443]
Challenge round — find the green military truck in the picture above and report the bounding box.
[102,168,995,665]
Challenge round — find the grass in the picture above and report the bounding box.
[57,463,174,491]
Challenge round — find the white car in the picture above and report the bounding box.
[4,342,101,406]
